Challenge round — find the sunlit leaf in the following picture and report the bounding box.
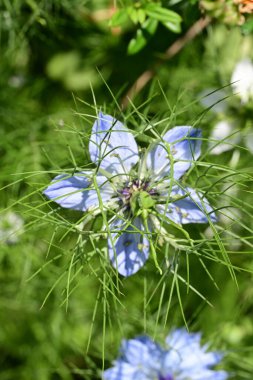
[127,18,158,55]
[162,20,181,33]
[145,3,182,23]
[110,9,130,28]
[127,7,139,25]
[137,8,146,24]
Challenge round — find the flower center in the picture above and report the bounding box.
[119,179,158,215]
[158,374,174,380]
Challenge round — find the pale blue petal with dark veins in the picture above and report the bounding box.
[146,126,202,180]
[89,112,139,176]
[108,217,149,277]
[43,172,114,211]
[157,186,216,225]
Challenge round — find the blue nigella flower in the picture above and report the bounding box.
[103,328,229,380]
[44,112,216,276]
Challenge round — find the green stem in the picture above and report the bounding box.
[142,210,162,275]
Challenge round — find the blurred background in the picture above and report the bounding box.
[1,1,253,379]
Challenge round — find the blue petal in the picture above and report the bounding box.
[121,337,163,373]
[160,350,181,376]
[179,349,225,372]
[43,172,114,211]
[179,369,229,380]
[89,112,139,176]
[104,337,164,379]
[108,217,149,277]
[165,328,201,350]
[165,329,227,378]
[103,361,141,380]
[146,126,202,180]
[103,330,228,380]
[157,186,216,225]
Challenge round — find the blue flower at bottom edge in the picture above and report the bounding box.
[44,112,216,276]
[103,328,229,380]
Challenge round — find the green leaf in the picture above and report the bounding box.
[137,8,146,25]
[145,3,182,23]
[162,20,181,33]
[144,17,158,35]
[127,18,158,55]
[127,7,139,24]
[128,29,147,55]
[110,9,130,28]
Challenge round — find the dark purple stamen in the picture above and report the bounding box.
[149,188,158,196]
[120,179,158,205]
[122,189,130,196]
[158,374,174,380]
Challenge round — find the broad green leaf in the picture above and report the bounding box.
[145,3,182,23]
[110,9,130,27]
[127,18,158,55]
